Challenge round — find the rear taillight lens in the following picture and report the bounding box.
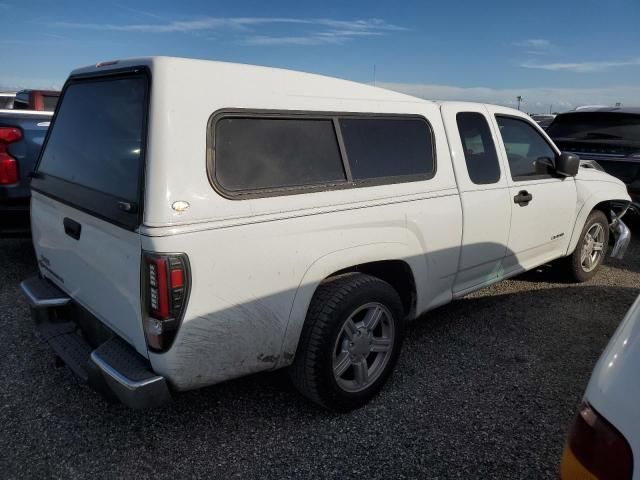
[560,402,633,480]
[143,252,190,352]
[0,127,22,185]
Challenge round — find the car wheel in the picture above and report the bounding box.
[564,210,610,282]
[289,273,405,411]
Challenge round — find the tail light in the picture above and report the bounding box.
[142,252,190,352]
[560,402,633,480]
[0,127,22,185]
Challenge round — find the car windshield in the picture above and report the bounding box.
[547,112,640,142]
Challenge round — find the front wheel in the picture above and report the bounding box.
[289,273,405,411]
[562,210,610,282]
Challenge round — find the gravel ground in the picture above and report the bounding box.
[1,230,639,479]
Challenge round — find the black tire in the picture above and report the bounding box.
[562,209,610,282]
[289,273,405,412]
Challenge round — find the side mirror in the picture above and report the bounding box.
[556,152,580,177]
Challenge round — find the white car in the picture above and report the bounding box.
[20,57,632,410]
[560,294,640,480]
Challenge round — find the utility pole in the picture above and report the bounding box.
[373,64,376,87]
[516,96,523,111]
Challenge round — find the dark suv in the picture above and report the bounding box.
[547,107,640,214]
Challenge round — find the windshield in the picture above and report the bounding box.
[547,112,640,142]
[38,75,147,203]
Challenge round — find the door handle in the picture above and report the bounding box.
[514,190,533,207]
[63,217,82,240]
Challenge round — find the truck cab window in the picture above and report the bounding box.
[456,112,501,184]
[496,116,556,180]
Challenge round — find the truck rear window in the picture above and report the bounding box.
[34,73,148,229]
[547,112,640,142]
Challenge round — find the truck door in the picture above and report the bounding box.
[487,106,577,274]
[441,103,512,294]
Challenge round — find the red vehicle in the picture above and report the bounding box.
[12,90,59,112]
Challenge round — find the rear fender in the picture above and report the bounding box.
[276,242,425,368]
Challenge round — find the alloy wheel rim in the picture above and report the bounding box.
[332,302,395,393]
[581,223,605,273]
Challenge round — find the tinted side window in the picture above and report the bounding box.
[215,117,346,192]
[12,99,29,110]
[339,118,434,180]
[496,116,556,180]
[456,112,501,184]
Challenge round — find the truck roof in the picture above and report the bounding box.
[562,106,640,115]
[69,56,434,105]
[68,58,531,119]
[16,89,60,96]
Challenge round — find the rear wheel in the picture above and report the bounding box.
[563,210,609,282]
[289,273,405,411]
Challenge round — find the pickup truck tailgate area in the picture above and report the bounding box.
[30,191,148,356]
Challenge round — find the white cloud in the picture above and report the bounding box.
[50,17,406,46]
[53,18,237,33]
[513,37,640,73]
[521,58,640,73]
[242,24,389,46]
[42,33,67,40]
[113,4,163,20]
[243,35,346,46]
[49,17,406,47]
[513,38,552,49]
[377,81,640,112]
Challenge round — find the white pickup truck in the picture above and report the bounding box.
[21,57,631,411]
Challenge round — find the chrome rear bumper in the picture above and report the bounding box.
[20,276,171,409]
[609,219,631,260]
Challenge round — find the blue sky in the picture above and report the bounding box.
[1,0,639,112]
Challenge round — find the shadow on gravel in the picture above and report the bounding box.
[4,281,639,479]
[513,262,575,284]
[410,284,638,343]
[0,239,36,280]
